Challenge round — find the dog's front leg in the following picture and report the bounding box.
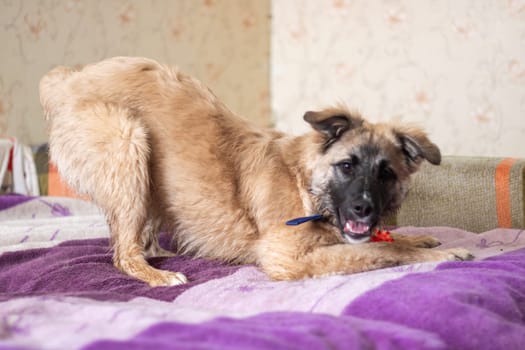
[260,241,473,280]
[389,233,442,248]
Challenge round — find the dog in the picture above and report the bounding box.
[39,57,472,287]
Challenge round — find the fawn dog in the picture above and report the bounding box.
[40,57,472,286]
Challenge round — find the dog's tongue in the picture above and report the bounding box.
[344,220,370,235]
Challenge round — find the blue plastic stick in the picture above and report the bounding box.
[285,214,323,226]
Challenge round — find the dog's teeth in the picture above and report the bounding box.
[344,220,370,234]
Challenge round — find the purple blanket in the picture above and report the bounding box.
[0,195,524,349]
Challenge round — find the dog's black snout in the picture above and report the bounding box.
[351,198,373,219]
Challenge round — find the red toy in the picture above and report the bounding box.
[371,229,394,242]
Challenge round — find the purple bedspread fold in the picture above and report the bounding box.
[344,248,525,350]
[0,238,239,302]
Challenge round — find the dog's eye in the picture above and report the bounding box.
[340,162,352,172]
[336,155,359,174]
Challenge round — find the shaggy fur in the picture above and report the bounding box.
[40,57,472,286]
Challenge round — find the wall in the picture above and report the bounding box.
[272,0,525,157]
[2,0,524,158]
[0,0,271,145]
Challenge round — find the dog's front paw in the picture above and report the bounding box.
[443,248,474,261]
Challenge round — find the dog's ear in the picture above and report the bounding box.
[304,110,363,140]
[395,127,441,168]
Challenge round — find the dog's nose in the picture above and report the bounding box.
[351,198,373,219]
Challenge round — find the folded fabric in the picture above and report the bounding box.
[0,138,39,196]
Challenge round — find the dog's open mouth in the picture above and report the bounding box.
[342,219,373,243]
[336,206,377,243]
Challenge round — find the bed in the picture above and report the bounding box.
[1,193,524,350]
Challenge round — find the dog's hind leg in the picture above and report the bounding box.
[142,215,176,259]
[51,102,186,287]
[103,107,186,286]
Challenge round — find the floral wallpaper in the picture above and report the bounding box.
[272,0,525,158]
[0,0,270,145]
[1,0,524,158]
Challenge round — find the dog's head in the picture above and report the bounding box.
[305,107,440,243]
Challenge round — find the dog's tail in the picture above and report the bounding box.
[39,65,76,121]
